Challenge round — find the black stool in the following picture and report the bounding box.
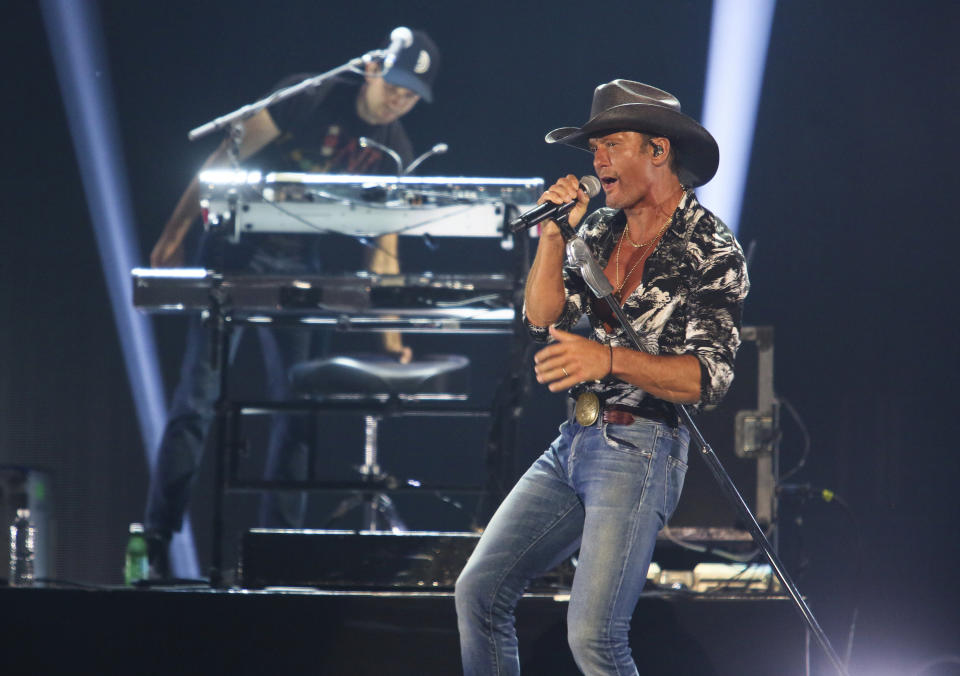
[289,354,470,531]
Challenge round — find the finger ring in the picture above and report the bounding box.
[561,366,569,377]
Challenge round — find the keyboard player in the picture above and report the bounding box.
[143,30,441,579]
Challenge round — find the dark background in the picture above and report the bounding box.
[2,1,958,674]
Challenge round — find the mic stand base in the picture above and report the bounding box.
[564,237,850,676]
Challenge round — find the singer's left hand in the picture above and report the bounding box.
[534,326,610,392]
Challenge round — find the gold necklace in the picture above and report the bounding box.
[613,188,685,297]
[622,217,671,248]
[615,216,671,294]
[623,188,685,248]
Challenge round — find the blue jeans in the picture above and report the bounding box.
[455,417,690,675]
[145,234,323,536]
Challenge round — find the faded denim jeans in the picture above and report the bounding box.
[455,417,689,675]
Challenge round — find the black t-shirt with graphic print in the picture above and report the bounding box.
[259,75,414,174]
[236,75,414,267]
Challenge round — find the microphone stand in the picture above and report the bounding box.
[563,228,851,676]
[188,49,387,141]
[359,136,404,175]
[358,138,449,176]
[404,143,448,175]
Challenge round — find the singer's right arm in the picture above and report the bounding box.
[524,226,568,326]
[150,110,280,267]
[523,175,590,326]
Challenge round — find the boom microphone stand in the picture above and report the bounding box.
[188,28,411,142]
[563,229,851,676]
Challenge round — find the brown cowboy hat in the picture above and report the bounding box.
[545,79,719,187]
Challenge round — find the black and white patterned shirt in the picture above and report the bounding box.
[523,190,749,408]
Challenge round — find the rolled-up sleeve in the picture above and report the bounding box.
[685,243,750,407]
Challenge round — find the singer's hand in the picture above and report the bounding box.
[538,174,590,239]
[534,326,610,392]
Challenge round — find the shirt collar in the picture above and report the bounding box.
[602,188,697,253]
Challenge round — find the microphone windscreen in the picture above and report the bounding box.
[390,26,414,48]
[580,175,601,198]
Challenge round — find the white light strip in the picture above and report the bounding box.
[132,267,209,279]
[697,0,777,234]
[40,0,200,578]
[241,172,544,187]
[198,169,263,184]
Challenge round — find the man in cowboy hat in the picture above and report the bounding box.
[455,80,749,674]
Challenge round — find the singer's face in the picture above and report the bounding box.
[589,131,654,210]
[358,63,420,125]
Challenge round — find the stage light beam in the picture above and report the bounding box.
[697,0,777,235]
[40,0,199,579]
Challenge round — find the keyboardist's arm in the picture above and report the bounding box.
[150,110,281,267]
[365,233,413,363]
[366,233,400,276]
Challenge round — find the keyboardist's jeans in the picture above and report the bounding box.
[455,418,689,675]
[145,234,323,538]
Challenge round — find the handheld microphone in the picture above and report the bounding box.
[509,175,601,233]
[382,27,414,71]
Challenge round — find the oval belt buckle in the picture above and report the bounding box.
[574,391,601,426]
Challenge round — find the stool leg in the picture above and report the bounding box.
[375,494,407,532]
[360,415,381,478]
[361,415,381,530]
[322,414,408,531]
[324,493,365,525]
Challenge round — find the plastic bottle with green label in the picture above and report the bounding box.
[124,523,148,586]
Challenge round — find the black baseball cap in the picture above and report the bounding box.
[381,29,440,103]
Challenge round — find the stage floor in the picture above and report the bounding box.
[2,585,804,675]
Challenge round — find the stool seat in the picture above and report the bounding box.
[287,353,473,531]
[290,354,470,399]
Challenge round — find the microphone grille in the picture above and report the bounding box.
[391,26,414,48]
[580,175,602,198]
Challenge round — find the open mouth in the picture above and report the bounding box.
[601,177,618,189]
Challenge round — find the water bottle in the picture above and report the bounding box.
[9,508,36,587]
[124,523,149,586]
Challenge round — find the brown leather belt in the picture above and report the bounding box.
[573,391,678,427]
